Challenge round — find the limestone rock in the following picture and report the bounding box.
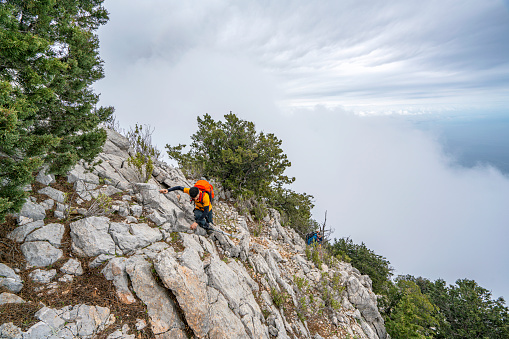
[125,256,186,337]
[38,186,66,203]
[0,264,23,293]
[207,287,250,339]
[24,223,65,248]
[70,216,116,257]
[102,257,136,304]
[29,269,57,283]
[109,222,163,254]
[35,167,55,186]
[0,322,22,339]
[21,241,63,268]
[155,249,210,338]
[18,201,46,222]
[0,292,25,305]
[60,259,84,276]
[7,220,45,243]
[67,163,100,185]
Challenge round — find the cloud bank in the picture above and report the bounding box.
[272,107,509,299]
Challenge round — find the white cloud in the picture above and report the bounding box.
[98,0,509,110]
[275,106,509,299]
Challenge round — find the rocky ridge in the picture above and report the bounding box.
[0,129,388,339]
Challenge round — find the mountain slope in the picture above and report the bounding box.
[0,129,388,339]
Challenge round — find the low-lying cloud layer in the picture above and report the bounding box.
[273,107,509,300]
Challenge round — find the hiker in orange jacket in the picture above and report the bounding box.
[159,186,213,231]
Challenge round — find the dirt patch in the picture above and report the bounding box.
[167,232,185,252]
[0,216,25,270]
[0,302,42,330]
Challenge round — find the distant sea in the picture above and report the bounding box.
[406,111,509,175]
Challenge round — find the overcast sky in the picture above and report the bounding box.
[94,0,509,299]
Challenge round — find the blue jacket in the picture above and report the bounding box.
[307,232,322,245]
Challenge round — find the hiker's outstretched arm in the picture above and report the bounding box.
[167,186,185,192]
[159,186,185,194]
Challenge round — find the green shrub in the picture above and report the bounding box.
[85,194,113,216]
[329,237,393,294]
[294,275,309,292]
[271,288,288,309]
[126,124,160,183]
[306,243,323,268]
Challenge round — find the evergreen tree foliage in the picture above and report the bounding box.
[426,278,509,339]
[265,185,316,235]
[166,112,316,233]
[0,0,113,221]
[167,112,294,197]
[329,237,393,294]
[387,275,509,339]
[385,279,440,339]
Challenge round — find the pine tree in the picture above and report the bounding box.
[166,112,294,197]
[0,0,113,221]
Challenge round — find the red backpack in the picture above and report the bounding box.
[194,180,214,203]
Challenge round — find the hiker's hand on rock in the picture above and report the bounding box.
[176,194,180,200]
[159,189,168,194]
[190,222,198,230]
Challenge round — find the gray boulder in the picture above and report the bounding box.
[206,257,269,338]
[29,269,57,284]
[60,258,84,276]
[102,257,136,304]
[67,163,100,185]
[0,264,23,293]
[24,223,65,248]
[109,222,162,254]
[18,201,46,222]
[97,153,140,185]
[0,322,22,339]
[155,249,210,338]
[35,167,55,186]
[20,304,116,339]
[102,128,131,158]
[70,216,116,257]
[207,287,250,339]
[21,241,63,268]
[133,184,187,225]
[38,186,66,203]
[7,220,45,243]
[347,275,388,339]
[93,157,131,190]
[0,292,25,305]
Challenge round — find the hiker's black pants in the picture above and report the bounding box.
[194,209,213,230]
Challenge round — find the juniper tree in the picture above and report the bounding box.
[167,112,294,197]
[0,0,113,221]
[166,112,316,233]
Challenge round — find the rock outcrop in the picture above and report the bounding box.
[1,129,389,339]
